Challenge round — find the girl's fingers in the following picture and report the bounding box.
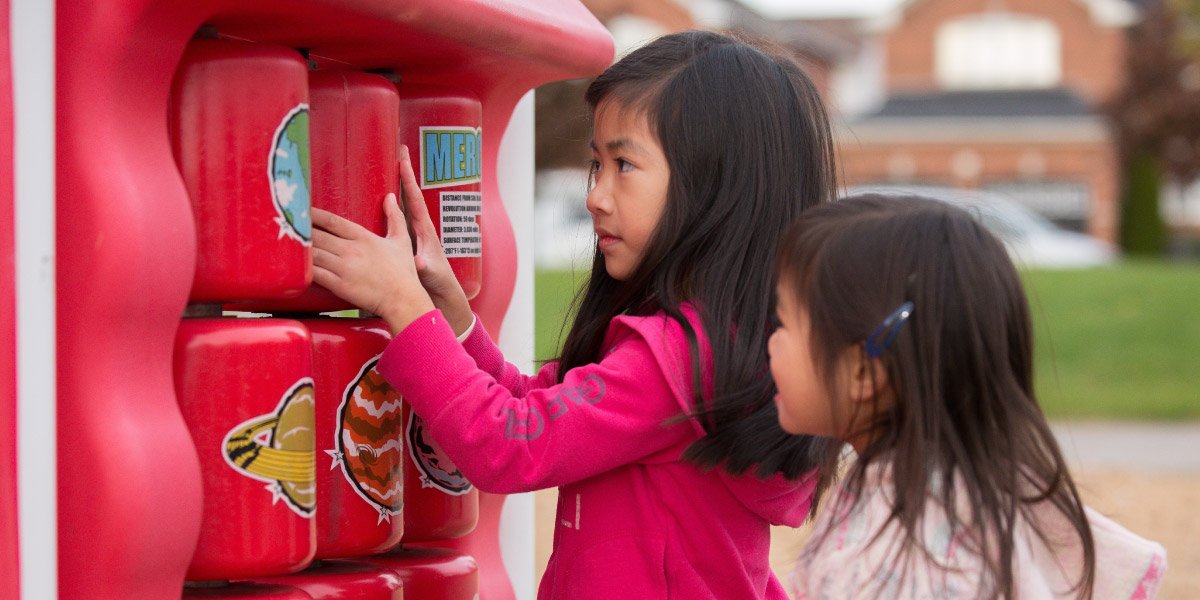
[311,228,348,256]
[398,147,436,235]
[383,193,413,244]
[312,207,363,240]
[311,246,342,273]
[311,264,340,293]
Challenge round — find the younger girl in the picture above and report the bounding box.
[770,194,1167,599]
[311,31,839,598]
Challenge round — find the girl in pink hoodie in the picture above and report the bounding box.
[311,31,840,598]
[770,194,1167,599]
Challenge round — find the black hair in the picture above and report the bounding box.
[555,30,840,482]
[776,194,1096,599]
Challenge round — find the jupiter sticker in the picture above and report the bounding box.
[222,378,317,517]
[327,357,405,523]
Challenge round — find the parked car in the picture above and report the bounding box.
[846,185,1118,268]
[535,168,595,270]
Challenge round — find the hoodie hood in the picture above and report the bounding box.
[609,307,820,528]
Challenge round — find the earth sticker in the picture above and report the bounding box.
[407,412,472,496]
[326,356,405,524]
[222,378,316,517]
[269,103,312,245]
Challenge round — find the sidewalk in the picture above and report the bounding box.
[1051,421,1200,473]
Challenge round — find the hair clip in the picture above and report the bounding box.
[864,301,914,358]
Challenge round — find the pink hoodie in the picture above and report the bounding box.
[379,308,819,599]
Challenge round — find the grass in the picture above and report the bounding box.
[534,268,589,363]
[535,260,1200,421]
[1024,260,1200,420]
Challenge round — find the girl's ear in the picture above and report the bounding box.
[844,346,890,406]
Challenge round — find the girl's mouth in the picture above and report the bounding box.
[597,234,620,250]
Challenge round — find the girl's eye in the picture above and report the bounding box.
[616,158,633,173]
[588,159,600,175]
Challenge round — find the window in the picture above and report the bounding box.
[936,13,1062,89]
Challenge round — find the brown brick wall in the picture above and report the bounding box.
[836,137,1120,242]
[883,0,1127,103]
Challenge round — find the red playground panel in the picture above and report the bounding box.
[50,0,612,598]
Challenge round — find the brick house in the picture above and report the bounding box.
[834,0,1138,241]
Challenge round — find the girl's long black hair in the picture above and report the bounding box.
[556,30,840,480]
[777,195,1096,599]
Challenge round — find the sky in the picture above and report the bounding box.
[737,0,903,19]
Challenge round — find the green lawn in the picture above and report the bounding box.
[1024,260,1200,420]
[536,261,1200,420]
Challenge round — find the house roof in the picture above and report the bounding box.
[839,88,1110,143]
[868,88,1095,119]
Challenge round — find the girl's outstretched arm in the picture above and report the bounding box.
[377,310,696,494]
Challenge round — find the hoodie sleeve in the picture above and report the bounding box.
[378,309,697,494]
[458,312,559,397]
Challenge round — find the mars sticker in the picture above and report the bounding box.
[269,103,312,245]
[407,412,472,496]
[325,357,404,523]
[222,378,316,517]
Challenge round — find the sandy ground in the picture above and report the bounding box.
[533,468,1198,598]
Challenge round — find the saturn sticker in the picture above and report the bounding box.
[222,377,317,517]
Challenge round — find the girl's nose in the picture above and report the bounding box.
[585,183,611,216]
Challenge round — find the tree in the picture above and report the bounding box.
[1108,0,1200,253]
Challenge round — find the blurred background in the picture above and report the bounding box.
[530,0,1199,597]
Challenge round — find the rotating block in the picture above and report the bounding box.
[360,547,477,600]
[183,582,313,599]
[400,401,478,542]
[238,71,399,313]
[305,318,404,558]
[174,318,316,580]
[170,39,312,303]
[396,84,483,300]
[257,560,404,599]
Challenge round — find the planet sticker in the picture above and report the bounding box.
[269,103,312,245]
[223,378,316,517]
[326,357,404,523]
[407,412,472,496]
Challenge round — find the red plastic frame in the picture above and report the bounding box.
[54,1,610,598]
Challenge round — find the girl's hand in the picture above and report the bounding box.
[312,193,434,335]
[396,145,473,336]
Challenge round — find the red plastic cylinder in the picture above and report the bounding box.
[400,401,478,542]
[257,560,404,599]
[183,582,313,599]
[238,71,399,313]
[169,39,312,303]
[174,318,316,580]
[305,318,404,558]
[396,84,483,300]
[360,548,478,600]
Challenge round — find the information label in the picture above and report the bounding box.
[440,191,482,257]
